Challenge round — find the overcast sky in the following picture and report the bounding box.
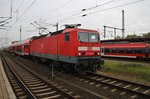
[0,0,150,46]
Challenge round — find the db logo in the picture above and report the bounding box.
[41,44,44,48]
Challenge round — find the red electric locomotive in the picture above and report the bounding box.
[30,24,103,72]
[101,38,150,59]
[6,24,103,72]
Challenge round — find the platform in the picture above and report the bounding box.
[0,57,16,99]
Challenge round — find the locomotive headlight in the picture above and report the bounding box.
[78,52,82,56]
[94,52,100,55]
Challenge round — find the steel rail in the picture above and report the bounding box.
[5,53,78,99]
[1,53,37,99]
[84,72,150,98]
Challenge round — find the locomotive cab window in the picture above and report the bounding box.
[89,34,99,42]
[78,32,99,42]
[65,32,70,41]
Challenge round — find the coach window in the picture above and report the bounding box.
[65,32,70,42]
[137,49,142,54]
[112,49,114,53]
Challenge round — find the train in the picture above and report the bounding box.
[101,38,150,59]
[5,24,104,72]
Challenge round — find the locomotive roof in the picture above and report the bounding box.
[101,38,150,44]
[31,30,64,40]
[31,28,98,40]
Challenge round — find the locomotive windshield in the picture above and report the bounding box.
[78,32,99,42]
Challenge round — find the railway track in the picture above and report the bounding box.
[79,72,150,99]
[1,53,79,99]
[7,53,107,99]
[3,52,150,99]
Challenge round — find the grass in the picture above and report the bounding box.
[100,60,150,84]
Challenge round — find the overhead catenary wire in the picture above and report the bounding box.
[9,0,37,30]
[10,0,71,31]
[31,21,50,34]
[45,0,74,18]
[0,22,9,27]
[50,0,116,24]
[46,0,114,21]
[0,0,13,29]
[15,0,25,21]
[87,0,144,16]
[32,0,114,31]
[8,0,115,31]
[6,0,145,37]
[18,0,37,20]
[126,13,145,32]
[0,18,11,24]
[16,0,25,11]
[47,10,80,21]
[53,0,144,24]
[84,0,115,11]
[0,17,11,30]
[104,11,121,25]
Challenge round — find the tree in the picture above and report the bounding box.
[115,35,121,39]
[125,34,140,39]
[142,32,150,38]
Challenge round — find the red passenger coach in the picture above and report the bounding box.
[101,38,150,59]
[7,39,30,56]
[30,25,103,72]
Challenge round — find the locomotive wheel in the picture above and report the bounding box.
[97,64,101,70]
[55,62,62,71]
[92,68,96,72]
[33,57,40,64]
[90,65,97,72]
[33,57,38,64]
[97,66,101,70]
[74,64,79,71]
[60,63,71,73]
